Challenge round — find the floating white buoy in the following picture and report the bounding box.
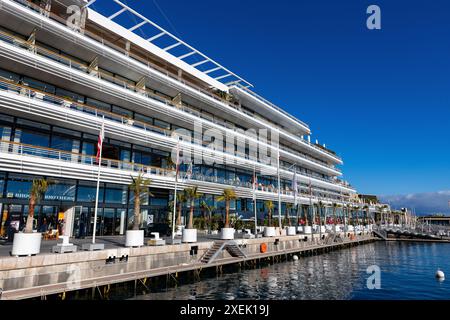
[435,269,445,280]
[293,255,299,261]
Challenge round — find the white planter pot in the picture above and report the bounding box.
[304,226,312,234]
[297,226,304,233]
[320,226,326,233]
[221,228,235,240]
[286,226,297,236]
[11,233,42,256]
[125,230,144,247]
[335,225,342,232]
[264,227,276,237]
[326,225,333,231]
[182,229,197,243]
[346,225,354,232]
[175,225,184,236]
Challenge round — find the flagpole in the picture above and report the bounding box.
[277,148,282,229]
[253,164,257,236]
[92,116,104,245]
[309,179,314,243]
[172,141,180,241]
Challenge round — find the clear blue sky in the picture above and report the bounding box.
[92,0,450,196]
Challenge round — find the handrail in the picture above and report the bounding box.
[10,0,342,162]
[233,83,309,130]
[0,64,340,174]
[0,139,349,202]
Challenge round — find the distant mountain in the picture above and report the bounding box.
[380,191,450,216]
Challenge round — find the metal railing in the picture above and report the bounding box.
[0,140,350,202]
[0,66,341,175]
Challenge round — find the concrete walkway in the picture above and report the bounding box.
[0,233,232,258]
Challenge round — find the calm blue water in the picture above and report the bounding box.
[133,242,450,300]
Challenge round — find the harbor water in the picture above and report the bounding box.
[132,242,450,300]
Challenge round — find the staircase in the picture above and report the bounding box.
[324,233,336,245]
[372,228,387,240]
[225,241,247,259]
[200,240,247,264]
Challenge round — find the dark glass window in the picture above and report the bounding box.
[0,68,20,82]
[5,175,32,199]
[154,119,170,130]
[0,124,11,142]
[77,182,104,203]
[55,88,84,103]
[45,179,76,202]
[86,98,111,112]
[112,105,132,118]
[17,129,49,148]
[51,135,80,153]
[0,173,5,197]
[105,185,127,204]
[22,77,55,94]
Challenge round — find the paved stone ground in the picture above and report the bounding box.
[0,232,246,258]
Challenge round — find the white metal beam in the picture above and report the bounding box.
[178,51,196,60]
[204,66,221,74]
[109,0,254,88]
[163,42,182,51]
[129,20,147,32]
[108,7,127,20]
[191,59,209,67]
[215,73,233,81]
[147,32,166,42]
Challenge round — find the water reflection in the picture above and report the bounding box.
[132,242,450,300]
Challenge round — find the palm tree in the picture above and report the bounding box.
[332,203,340,233]
[184,186,202,229]
[285,203,293,227]
[265,200,274,227]
[363,205,370,226]
[318,201,324,226]
[302,204,309,226]
[200,200,215,233]
[176,192,186,226]
[217,189,237,228]
[25,179,50,233]
[129,174,153,230]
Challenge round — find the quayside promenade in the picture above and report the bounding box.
[0,232,375,300]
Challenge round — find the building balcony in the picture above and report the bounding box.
[0,30,341,177]
[0,76,354,194]
[0,140,350,204]
[3,0,342,164]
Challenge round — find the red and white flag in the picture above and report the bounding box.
[96,121,104,163]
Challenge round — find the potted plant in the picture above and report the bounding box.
[217,188,237,240]
[175,192,186,235]
[12,178,50,256]
[182,186,202,243]
[200,200,214,234]
[285,203,296,236]
[264,200,276,237]
[126,174,153,247]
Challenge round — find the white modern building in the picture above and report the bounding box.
[0,0,357,238]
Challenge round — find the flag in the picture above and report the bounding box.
[96,121,104,163]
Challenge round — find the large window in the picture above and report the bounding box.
[15,128,50,148]
[0,173,5,198]
[5,174,32,199]
[45,179,76,202]
[77,182,104,203]
[105,184,127,204]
